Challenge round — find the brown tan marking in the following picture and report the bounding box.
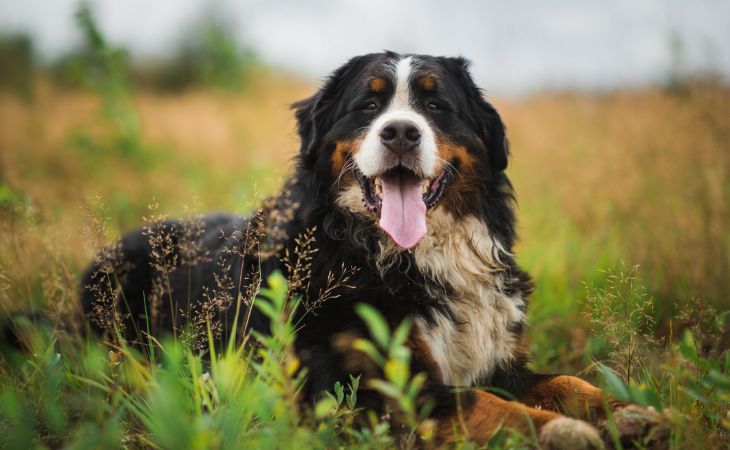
[520,375,617,421]
[435,137,477,173]
[435,389,569,444]
[331,138,363,176]
[434,137,482,216]
[418,75,437,91]
[434,389,605,448]
[330,330,381,380]
[369,77,386,93]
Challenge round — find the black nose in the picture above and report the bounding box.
[379,120,421,154]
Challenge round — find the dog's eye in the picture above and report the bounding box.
[363,102,378,111]
[427,102,441,111]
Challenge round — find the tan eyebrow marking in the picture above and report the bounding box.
[418,75,437,91]
[369,77,386,92]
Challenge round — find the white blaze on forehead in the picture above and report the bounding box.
[392,56,414,110]
[355,56,437,178]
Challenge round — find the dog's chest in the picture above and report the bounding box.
[415,286,523,386]
[409,212,525,386]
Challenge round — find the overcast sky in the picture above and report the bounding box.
[1,0,729,95]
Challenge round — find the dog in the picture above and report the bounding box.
[81,52,666,449]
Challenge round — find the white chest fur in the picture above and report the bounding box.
[408,210,525,387]
[335,186,525,386]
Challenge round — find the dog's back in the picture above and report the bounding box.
[80,213,254,343]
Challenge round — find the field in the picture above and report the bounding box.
[1,62,730,448]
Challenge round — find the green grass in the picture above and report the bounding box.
[2,263,728,448]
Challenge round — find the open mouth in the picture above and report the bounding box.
[354,166,452,214]
[353,164,453,248]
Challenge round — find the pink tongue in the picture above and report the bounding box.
[379,172,427,249]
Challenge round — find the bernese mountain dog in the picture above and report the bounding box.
[81,52,666,449]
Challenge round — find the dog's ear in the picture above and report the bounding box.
[471,93,509,172]
[448,57,509,172]
[291,93,321,159]
[291,55,370,161]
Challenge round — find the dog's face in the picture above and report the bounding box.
[294,52,508,249]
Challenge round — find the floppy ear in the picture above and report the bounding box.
[291,93,321,160]
[472,93,509,172]
[449,57,510,172]
[291,54,370,162]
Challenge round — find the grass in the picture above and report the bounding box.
[1,61,729,448]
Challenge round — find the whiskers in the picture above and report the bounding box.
[435,156,463,181]
[329,131,369,192]
[330,157,357,191]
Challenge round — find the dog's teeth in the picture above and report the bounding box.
[422,181,429,194]
[374,178,382,195]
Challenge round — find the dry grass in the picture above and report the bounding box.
[0,72,309,274]
[503,88,730,313]
[0,74,729,448]
[0,71,309,203]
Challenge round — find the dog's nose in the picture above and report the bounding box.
[379,120,421,154]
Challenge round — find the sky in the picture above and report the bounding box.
[1,0,729,95]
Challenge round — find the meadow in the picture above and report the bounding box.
[1,23,729,448]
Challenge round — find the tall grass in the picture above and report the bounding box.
[0,273,330,448]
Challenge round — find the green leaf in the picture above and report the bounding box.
[397,395,415,415]
[388,345,411,364]
[679,330,709,370]
[355,303,390,350]
[627,383,661,410]
[254,300,277,320]
[391,318,413,350]
[347,375,360,410]
[314,396,338,419]
[333,381,344,405]
[349,374,360,392]
[384,359,410,389]
[267,271,287,298]
[352,339,385,367]
[598,364,630,401]
[683,385,709,404]
[259,272,289,311]
[705,370,730,390]
[368,379,402,400]
[407,372,427,400]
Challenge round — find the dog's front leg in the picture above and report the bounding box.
[519,374,613,420]
[518,373,668,449]
[433,387,604,449]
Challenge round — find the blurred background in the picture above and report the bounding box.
[3,0,730,94]
[1,0,729,372]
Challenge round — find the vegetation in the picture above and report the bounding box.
[1,7,729,449]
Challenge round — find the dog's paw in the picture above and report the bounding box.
[539,417,605,450]
[603,405,669,450]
